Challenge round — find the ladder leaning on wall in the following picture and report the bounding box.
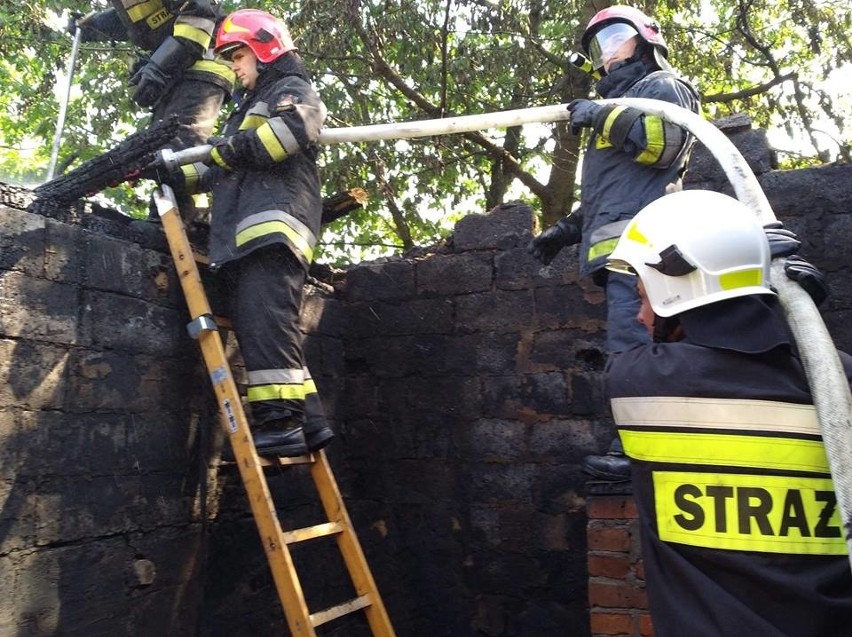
[153,185,395,637]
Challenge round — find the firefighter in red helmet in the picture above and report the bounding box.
[529,6,701,480]
[162,8,333,457]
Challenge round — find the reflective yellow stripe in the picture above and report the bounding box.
[600,105,626,141]
[240,114,267,131]
[210,147,232,171]
[188,59,236,84]
[654,471,845,554]
[256,123,288,162]
[236,220,314,263]
[587,236,619,262]
[304,378,317,395]
[636,115,665,165]
[720,268,764,290]
[247,383,306,402]
[126,0,162,23]
[173,23,210,48]
[180,163,199,190]
[620,429,830,473]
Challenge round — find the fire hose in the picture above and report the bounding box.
[158,101,852,568]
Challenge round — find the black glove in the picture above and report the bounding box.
[784,255,828,307]
[567,99,604,136]
[130,59,170,107]
[66,12,83,36]
[529,215,582,265]
[71,8,127,43]
[207,135,240,170]
[764,221,801,257]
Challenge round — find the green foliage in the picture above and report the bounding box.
[1,0,850,262]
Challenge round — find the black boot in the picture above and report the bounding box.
[582,437,631,481]
[252,418,308,457]
[304,422,335,452]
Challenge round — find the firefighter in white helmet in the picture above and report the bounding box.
[604,189,852,636]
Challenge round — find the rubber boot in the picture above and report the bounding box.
[252,418,308,457]
[582,437,631,481]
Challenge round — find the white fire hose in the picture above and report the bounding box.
[166,101,852,565]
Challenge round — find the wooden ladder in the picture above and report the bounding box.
[154,186,395,636]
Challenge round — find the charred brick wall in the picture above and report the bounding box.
[0,201,217,636]
[1,119,851,637]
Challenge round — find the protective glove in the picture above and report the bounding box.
[764,221,801,257]
[207,135,240,171]
[567,99,605,136]
[784,255,828,307]
[528,215,582,265]
[130,59,170,107]
[69,9,125,43]
[66,12,83,36]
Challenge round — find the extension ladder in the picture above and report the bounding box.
[153,185,395,637]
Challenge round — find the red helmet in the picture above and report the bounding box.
[581,6,669,72]
[215,9,297,63]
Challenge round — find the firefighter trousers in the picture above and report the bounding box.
[220,244,328,432]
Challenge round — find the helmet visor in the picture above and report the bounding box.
[588,23,639,70]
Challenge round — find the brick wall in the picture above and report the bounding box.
[1,119,851,636]
[585,484,650,637]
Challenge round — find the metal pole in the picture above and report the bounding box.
[46,25,83,182]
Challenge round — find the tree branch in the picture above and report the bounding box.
[350,11,549,200]
[702,72,797,103]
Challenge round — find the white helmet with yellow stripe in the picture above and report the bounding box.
[606,190,774,317]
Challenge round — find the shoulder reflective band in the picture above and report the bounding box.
[636,116,685,167]
[653,470,845,555]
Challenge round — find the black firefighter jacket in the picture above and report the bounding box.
[605,295,852,637]
[578,61,700,278]
[192,55,327,270]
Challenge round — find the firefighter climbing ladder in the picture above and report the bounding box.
[153,185,395,637]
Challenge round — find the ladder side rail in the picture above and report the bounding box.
[310,451,396,636]
[154,186,318,637]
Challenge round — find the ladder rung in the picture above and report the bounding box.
[282,521,343,545]
[310,594,373,628]
[257,453,316,467]
[193,252,210,265]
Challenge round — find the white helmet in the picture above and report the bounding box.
[606,190,774,317]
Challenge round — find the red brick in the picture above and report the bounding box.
[590,611,633,635]
[588,526,631,552]
[635,559,646,581]
[639,612,654,636]
[588,553,630,579]
[587,495,639,519]
[588,581,648,609]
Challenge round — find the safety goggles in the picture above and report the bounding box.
[587,23,639,70]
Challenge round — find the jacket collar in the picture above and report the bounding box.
[678,296,793,354]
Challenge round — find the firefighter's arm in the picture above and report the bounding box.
[166,0,217,58]
[209,80,328,170]
[605,81,697,168]
[71,8,129,43]
[130,0,216,107]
